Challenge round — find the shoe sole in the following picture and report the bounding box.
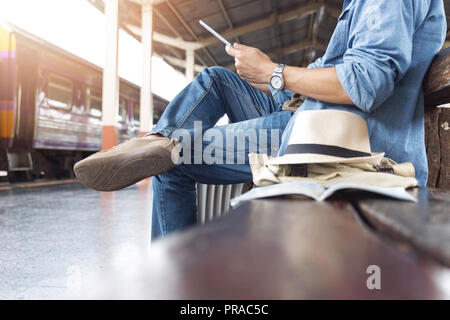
[74,147,174,191]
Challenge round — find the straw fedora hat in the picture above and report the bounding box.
[269,110,384,165]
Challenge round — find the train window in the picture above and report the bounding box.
[118,98,127,123]
[133,103,140,124]
[47,74,73,110]
[86,86,102,118]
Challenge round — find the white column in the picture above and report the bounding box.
[101,0,119,149]
[140,0,154,135]
[185,48,195,81]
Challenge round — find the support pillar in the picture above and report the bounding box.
[185,49,195,81]
[140,0,154,137]
[101,0,119,150]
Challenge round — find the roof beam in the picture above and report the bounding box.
[312,5,325,41]
[126,0,166,5]
[163,44,183,59]
[275,40,326,57]
[152,32,193,49]
[125,24,190,49]
[126,1,329,69]
[154,5,182,38]
[123,0,210,66]
[217,0,234,30]
[162,55,205,73]
[194,1,322,49]
[225,40,326,70]
[216,0,240,43]
[307,12,314,40]
[310,2,325,62]
[325,6,341,19]
[153,7,209,66]
[271,0,283,61]
[165,0,219,65]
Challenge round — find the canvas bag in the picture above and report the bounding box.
[249,153,418,189]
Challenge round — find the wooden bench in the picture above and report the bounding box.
[88,191,450,299]
[354,188,450,267]
[424,47,450,189]
[86,49,450,300]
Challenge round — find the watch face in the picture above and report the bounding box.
[270,76,283,90]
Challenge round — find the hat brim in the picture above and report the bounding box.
[268,152,385,166]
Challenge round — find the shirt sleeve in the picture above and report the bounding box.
[307,56,323,69]
[335,0,415,113]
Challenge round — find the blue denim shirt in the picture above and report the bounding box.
[274,0,446,186]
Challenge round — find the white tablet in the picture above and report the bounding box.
[199,20,232,47]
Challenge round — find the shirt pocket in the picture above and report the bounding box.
[324,9,351,60]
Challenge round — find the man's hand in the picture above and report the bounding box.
[226,43,277,84]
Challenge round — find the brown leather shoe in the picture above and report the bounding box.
[74,136,178,191]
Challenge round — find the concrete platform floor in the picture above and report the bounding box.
[0,180,153,299]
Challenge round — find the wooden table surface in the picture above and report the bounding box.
[88,190,450,299]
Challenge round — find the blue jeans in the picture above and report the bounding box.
[150,66,293,240]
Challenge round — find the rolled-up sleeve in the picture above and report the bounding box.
[307,56,323,69]
[336,0,415,113]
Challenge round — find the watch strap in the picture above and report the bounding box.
[274,64,286,74]
[270,64,286,91]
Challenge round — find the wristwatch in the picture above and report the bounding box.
[270,63,286,91]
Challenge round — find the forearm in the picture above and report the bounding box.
[225,43,353,104]
[282,66,354,105]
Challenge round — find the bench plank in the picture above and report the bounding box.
[425,107,442,187]
[439,109,450,188]
[424,48,450,108]
[88,199,447,299]
[355,188,450,267]
[425,107,450,189]
[424,48,450,189]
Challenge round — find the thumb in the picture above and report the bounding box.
[234,43,249,50]
[226,44,240,57]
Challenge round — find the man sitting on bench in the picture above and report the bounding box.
[74,0,446,239]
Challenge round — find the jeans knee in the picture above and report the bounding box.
[153,165,195,188]
[204,66,233,80]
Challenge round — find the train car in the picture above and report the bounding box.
[0,21,169,182]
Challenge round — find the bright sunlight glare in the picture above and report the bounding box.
[0,0,189,101]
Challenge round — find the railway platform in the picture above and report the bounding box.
[0,179,153,299]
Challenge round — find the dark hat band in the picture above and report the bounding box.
[285,144,371,158]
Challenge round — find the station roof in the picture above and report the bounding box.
[88,0,450,75]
